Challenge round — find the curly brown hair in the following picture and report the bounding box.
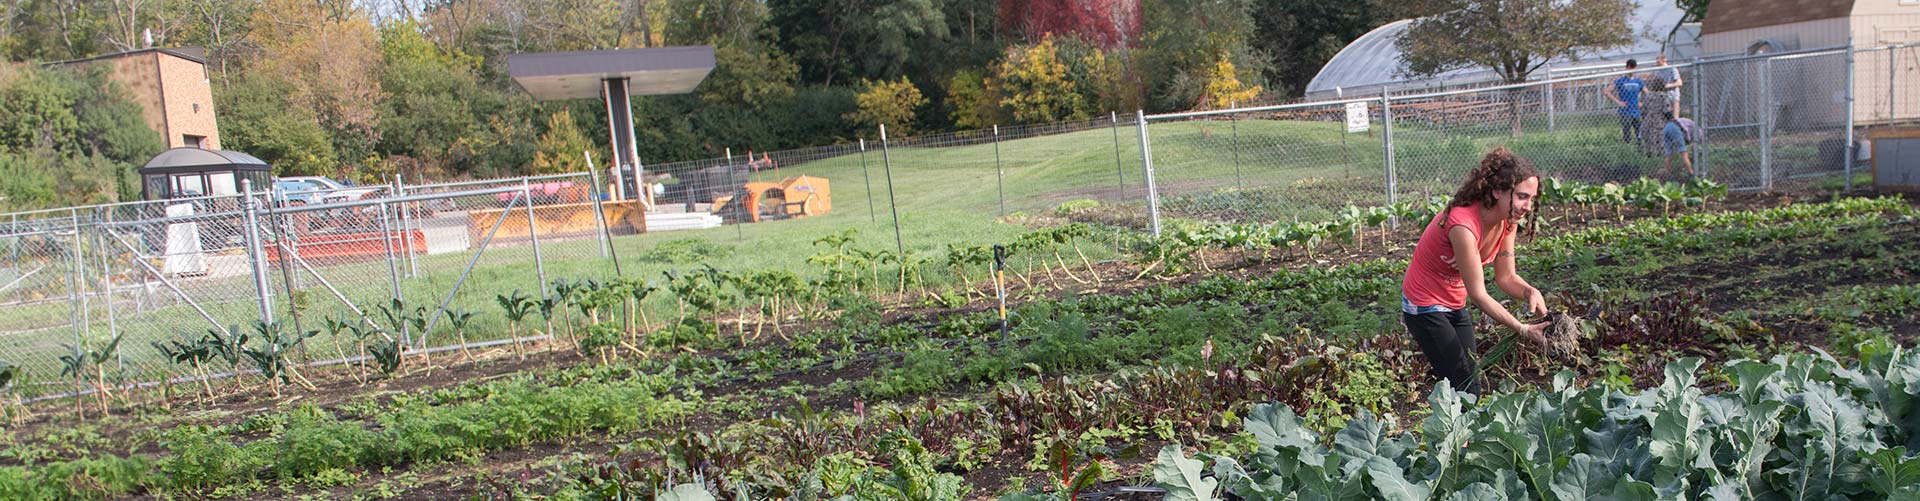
[1449,147,1540,209]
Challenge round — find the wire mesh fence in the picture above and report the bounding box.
[0,44,1901,398]
[1139,46,1871,227]
[1141,101,1388,226]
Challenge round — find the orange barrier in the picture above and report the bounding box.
[266,230,426,263]
[465,200,647,248]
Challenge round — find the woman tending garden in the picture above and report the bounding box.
[1401,147,1551,394]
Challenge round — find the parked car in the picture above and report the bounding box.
[272,176,384,205]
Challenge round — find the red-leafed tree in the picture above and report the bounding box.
[999,0,1140,50]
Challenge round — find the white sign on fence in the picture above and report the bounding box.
[1345,102,1370,133]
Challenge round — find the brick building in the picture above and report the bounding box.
[52,47,220,150]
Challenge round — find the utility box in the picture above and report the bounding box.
[1872,128,1920,192]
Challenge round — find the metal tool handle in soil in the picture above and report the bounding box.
[994,244,1008,344]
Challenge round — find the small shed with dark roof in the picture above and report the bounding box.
[139,147,271,200]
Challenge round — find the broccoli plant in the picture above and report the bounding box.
[152,330,220,397]
[443,308,476,361]
[242,320,317,397]
[318,314,362,384]
[345,320,400,378]
[535,295,559,353]
[496,290,535,360]
[579,322,622,365]
[616,277,658,345]
[58,332,124,420]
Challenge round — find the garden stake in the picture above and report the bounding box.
[995,244,1009,344]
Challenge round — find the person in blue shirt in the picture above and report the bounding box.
[1661,111,1693,180]
[1606,60,1645,144]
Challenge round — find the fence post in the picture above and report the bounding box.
[74,208,92,339]
[394,175,416,278]
[727,148,744,241]
[879,124,905,256]
[379,202,407,346]
[1845,41,1856,191]
[1545,66,1556,132]
[281,191,302,288]
[1893,46,1899,127]
[1110,111,1126,188]
[1229,103,1244,189]
[1135,110,1163,237]
[993,125,1005,217]
[1761,58,1775,192]
[241,179,274,325]
[64,209,82,354]
[66,208,81,395]
[271,190,304,341]
[584,155,613,260]
[521,178,547,296]
[1382,90,1398,229]
[1694,57,1708,180]
[859,138,876,222]
[94,208,119,370]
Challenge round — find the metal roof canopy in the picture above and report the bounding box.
[139,147,269,174]
[506,46,716,101]
[138,147,271,200]
[505,46,715,206]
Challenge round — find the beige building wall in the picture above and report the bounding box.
[100,55,167,142]
[1852,0,1920,124]
[86,51,220,150]
[1701,18,1852,54]
[155,53,219,149]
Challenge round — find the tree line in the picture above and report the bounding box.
[0,0,1653,210]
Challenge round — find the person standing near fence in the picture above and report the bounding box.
[1657,55,1684,118]
[1606,60,1646,145]
[1640,72,1673,157]
[1401,147,1550,394]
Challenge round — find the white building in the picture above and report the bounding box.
[1305,1,1691,99]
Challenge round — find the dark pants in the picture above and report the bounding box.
[1405,309,1480,394]
[1618,113,1642,144]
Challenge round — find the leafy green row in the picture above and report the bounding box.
[1529,196,1913,256]
[0,372,693,498]
[1156,349,1920,500]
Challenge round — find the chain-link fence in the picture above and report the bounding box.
[0,176,617,398]
[1139,102,1388,227]
[1137,45,1882,228]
